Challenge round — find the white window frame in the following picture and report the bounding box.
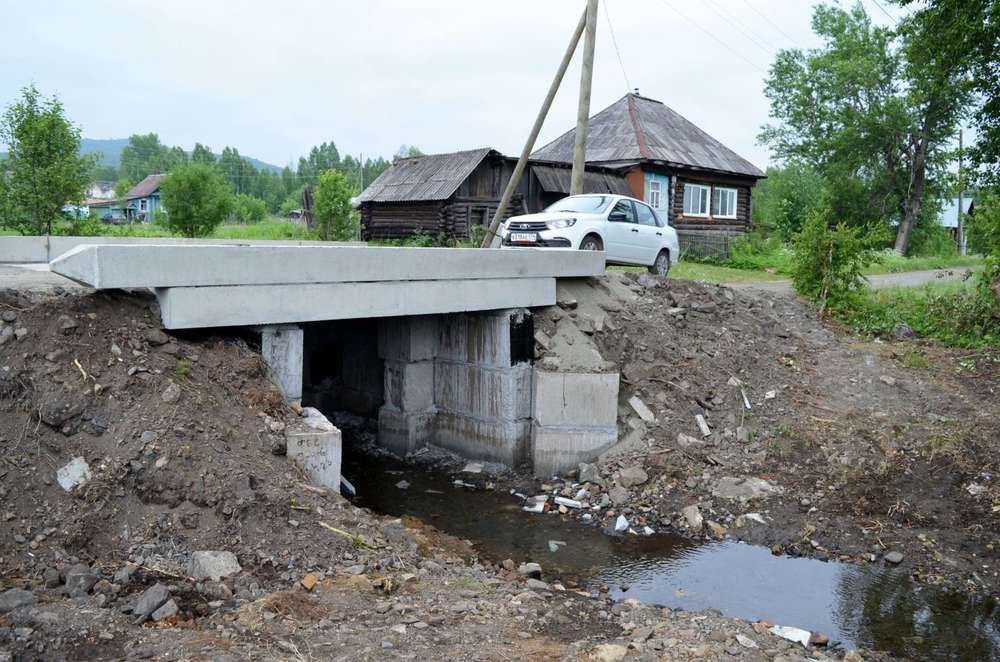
[139,199,148,212]
[647,180,662,209]
[713,187,738,219]
[683,183,710,217]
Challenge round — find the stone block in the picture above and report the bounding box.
[378,406,435,457]
[434,361,532,421]
[286,408,342,492]
[435,413,530,466]
[383,360,435,411]
[260,325,303,401]
[436,309,531,368]
[531,423,618,477]
[532,370,619,427]
[0,236,48,263]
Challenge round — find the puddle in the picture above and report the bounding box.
[344,451,1000,660]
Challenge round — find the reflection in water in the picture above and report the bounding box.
[345,451,1000,660]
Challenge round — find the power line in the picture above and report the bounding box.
[742,0,805,49]
[701,0,774,56]
[603,0,632,93]
[868,0,899,24]
[653,0,768,75]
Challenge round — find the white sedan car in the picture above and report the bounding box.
[500,194,679,276]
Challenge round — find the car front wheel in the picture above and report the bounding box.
[579,236,602,251]
[649,250,670,277]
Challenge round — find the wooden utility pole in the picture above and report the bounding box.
[957,129,966,256]
[570,0,599,195]
[480,7,589,248]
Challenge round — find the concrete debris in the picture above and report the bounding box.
[301,406,336,432]
[614,515,629,533]
[764,390,777,400]
[132,583,171,623]
[188,551,242,581]
[553,496,583,509]
[461,462,484,474]
[517,562,542,578]
[682,505,703,531]
[591,643,628,661]
[880,375,897,386]
[676,432,704,448]
[143,328,170,346]
[608,486,629,505]
[523,495,548,513]
[161,381,182,403]
[769,625,811,648]
[617,466,648,488]
[712,477,784,501]
[65,565,99,598]
[695,414,711,437]
[0,589,36,614]
[300,574,318,591]
[628,396,655,423]
[642,525,654,536]
[735,634,758,649]
[152,599,179,622]
[56,457,92,492]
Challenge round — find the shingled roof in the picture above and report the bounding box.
[125,174,167,200]
[532,94,764,178]
[356,148,496,203]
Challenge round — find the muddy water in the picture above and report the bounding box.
[344,453,1000,661]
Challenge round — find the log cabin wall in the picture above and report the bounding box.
[668,172,756,259]
[361,201,445,240]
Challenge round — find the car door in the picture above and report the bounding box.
[633,201,664,265]
[604,199,640,263]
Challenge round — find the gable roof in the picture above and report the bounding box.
[532,94,764,178]
[125,173,167,200]
[357,148,496,203]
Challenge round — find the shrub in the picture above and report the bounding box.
[313,171,356,241]
[791,211,884,314]
[727,232,793,272]
[230,193,268,224]
[160,163,233,238]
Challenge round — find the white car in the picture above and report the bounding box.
[500,194,679,276]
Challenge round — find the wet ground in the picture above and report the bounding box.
[344,450,1000,661]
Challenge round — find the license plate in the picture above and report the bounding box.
[509,232,537,243]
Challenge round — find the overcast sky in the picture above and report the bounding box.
[1,0,907,170]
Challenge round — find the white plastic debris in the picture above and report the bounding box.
[523,495,548,513]
[764,390,777,400]
[340,476,356,496]
[554,496,583,509]
[547,540,566,552]
[769,625,811,648]
[743,513,767,525]
[614,515,629,533]
[56,457,92,492]
[967,483,986,496]
[642,526,655,536]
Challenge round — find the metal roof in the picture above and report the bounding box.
[125,174,167,200]
[356,148,495,203]
[531,164,633,196]
[531,94,765,178]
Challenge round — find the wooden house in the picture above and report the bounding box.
[356,148,631,241]
[531,93,766,257]
[123,174,167,223]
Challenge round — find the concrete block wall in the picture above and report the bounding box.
[531,370,620,477]
[377,317,439,456]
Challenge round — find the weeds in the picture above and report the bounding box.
[175,358,191,380]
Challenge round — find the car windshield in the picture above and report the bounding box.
[544,195,612,214]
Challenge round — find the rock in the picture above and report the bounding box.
[0,327,13,345]
[712,477,784,501]
[39,399,83,428]
[578,463,599,484]
[614,515,629,533]
[113,563,138,585]
[618,466,648,488]
[706,521,727,538]
[557,297,578,310]
[676,432,704,448]
[518,562,542,579]
[0,311,15,323]
[300,574,318,591]
[395,480,410,490]
[0,589,35,614]
[879,375,897,386]
[161,381,182,403]
[132,583,170,622]
[810,632,830,646]
[736,634,758,649]
[65,565,99,597]
[682,505,703,531]
[893,323,917,339]
[884,551,904,565]
[608,486,629,505]
[628,396,655,423]
[553,496,583,509]
[57,315,77,333]
[188,551,241,581]
[591,643,628,661]
[533,330,552,351]
[139,431,158,444]
[56,457,92,492]
[461,462,483,474]
[526,578,550,591]
[14,328,27,340]
[43,567,61,588]
[152,599,178,622]
[143,328,170,346]
[843,650,866,662]
[637,273,661,289]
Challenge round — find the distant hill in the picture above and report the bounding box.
[80,137,283,173]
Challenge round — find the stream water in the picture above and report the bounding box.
[344,452,1000,661]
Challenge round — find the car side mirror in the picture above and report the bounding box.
[608,211,627,223]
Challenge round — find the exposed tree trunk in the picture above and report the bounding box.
[894,130,930,255]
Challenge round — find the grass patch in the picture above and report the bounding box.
[834,276,1000,347]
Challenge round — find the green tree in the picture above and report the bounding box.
[230,193,268,224]
[119,133,171,182]
[297,141,342,185]
[394,144,424,160]
[752,162,826,240]
[760,3,970,254]
[160,163,233,237]
[313,170,356,241]
[191,142,215,165]
[0,85,92,235]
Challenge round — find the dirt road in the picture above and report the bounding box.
[730,266,975,293]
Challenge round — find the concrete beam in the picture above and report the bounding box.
[156,278,556,329]
[50,244,604,289]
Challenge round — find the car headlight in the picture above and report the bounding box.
[546,218,577,230]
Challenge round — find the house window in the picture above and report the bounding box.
[683,183,710,216]
[139,199,148,212]
[713,187,738,219]
[647,180,662,209]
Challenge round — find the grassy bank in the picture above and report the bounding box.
[834,277,1000,347]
